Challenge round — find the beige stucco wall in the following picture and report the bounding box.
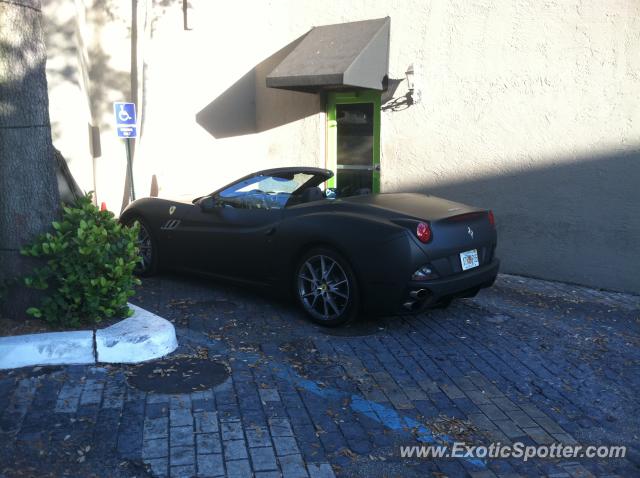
[43,0,134,211]
[44,0,640,293]
[134,1,325,200]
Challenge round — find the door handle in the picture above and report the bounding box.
[265,227,276,236]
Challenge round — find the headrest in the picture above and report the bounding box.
[300,186,324,203]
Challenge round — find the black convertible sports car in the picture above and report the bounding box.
[121,167,499,325]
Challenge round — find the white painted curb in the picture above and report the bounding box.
[0,330,95,370]
[96,304,178,363]
[0,303,178,370]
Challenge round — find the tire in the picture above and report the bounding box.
[294,247,359,326]
[125,216,158,277]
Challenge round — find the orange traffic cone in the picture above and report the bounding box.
[100,202,107,211]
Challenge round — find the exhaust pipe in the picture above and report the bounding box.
[410,289,428,300]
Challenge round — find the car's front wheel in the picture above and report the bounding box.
[125,216,157,277]
[295,247,359,326]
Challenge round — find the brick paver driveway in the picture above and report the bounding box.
[1,274,638,477]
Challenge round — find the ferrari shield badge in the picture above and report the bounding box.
[169,206,176,215]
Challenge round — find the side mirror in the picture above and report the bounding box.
[199,196,217,212]
[325,188,337,199]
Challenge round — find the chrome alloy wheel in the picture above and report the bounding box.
[136,222,153,273]
[297,254,350,321]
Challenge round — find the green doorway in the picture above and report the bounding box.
[326,91,381,196]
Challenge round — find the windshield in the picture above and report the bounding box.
[215,173,321,210]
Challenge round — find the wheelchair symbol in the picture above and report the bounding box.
[118,105,132,122]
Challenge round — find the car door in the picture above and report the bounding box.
[175,202,283,284]
[172,171,324,283]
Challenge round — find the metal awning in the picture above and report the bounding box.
[266,17,390,93]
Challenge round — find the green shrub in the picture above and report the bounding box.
[21,193,141,326]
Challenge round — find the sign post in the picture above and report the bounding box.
[113,102,137,201]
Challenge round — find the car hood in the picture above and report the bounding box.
[338,193,482,221]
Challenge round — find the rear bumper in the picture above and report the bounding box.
[402,258,500,311]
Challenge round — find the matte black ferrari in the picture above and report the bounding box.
[120,167,499,325]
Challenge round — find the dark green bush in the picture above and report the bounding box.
[21,193,141,326]
[0,278,12,310]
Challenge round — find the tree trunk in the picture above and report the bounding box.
[0,0,60,319]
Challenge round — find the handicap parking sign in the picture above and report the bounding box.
[114,102,137,138]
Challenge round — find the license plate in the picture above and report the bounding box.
[460,249,479,271]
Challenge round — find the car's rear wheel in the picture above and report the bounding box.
[295,248,358,326]
[125,216,157,276]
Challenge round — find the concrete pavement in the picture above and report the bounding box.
[0,273,638,477]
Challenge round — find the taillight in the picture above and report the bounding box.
[416,222,432,243]
[488,210,495,227]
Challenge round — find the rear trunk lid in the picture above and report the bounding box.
[340,193,497,275]
[426,210,496,274]
[339,192,480,220]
